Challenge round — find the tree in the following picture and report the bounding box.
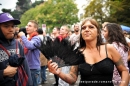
[1,0,44,20]
[19,6,40,27]
[109,0,130,26]
[84,0,110,25]
[1,0,31,19]
[32,0,44,7]
[20,0,79,32]
[1,9,12,13]
[1,9,20,19]
[16,0,34,12]
[84,0,130,26]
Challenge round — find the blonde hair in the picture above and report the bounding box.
[61,25,70,34]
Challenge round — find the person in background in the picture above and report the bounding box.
[123,30,130,85]
[101,22,109,43]
[102,22,109,28]
[123,30,130,47]
[19,27,27,37]
[37,29,48,84]
[102,23,129,86]
[14,26,20,39]
[69,24,80,47]
[0,12,33,86]
[47,18,129,86]
[51,27,60,41]
[51,27,60,86]
[57,25,70,86]
[50,26,69,86]
[18,28,28,45]
[18,20,41,86]
[68,30,74,38]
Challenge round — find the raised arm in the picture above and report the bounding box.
[108,44,129,86]
[47,60,78,85]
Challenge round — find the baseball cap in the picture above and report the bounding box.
[0,13,21,25]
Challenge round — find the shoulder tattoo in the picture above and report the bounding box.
[115,57,125,67]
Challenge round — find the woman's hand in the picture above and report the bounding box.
[47,60,61,75]
[48,60,78,84]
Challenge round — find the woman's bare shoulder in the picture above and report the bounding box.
[101,44,117,55]
[105,44,119,58]
[105,44,114,50]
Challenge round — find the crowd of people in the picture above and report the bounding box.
[0,12,130,86]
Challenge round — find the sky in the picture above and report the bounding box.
[0,0,35,12]
[0,0,17,12]
[0,0,87,17]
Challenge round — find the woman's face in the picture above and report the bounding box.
[102,27,108,40]
[81,21,98,41]
[0,21,15,40]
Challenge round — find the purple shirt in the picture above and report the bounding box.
[21,35,41,69]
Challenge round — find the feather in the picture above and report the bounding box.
[35,37,85,67]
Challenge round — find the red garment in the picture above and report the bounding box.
[57,35,67,41]
[24,32,38,54]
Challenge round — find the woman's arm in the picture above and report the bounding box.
[127,50,130,84]
[48,60,78,85]
[128,50,130,61]
[108,44,129,86]
[57,66,78,85]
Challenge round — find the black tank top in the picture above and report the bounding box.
[78,45,114,86]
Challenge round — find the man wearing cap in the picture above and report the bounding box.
[0,13,33,86]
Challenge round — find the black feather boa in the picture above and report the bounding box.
[35,36,85,67]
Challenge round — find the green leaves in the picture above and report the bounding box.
[84,0,130,27]
[20,0,79,32]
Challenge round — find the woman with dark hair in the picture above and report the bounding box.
[102,23,129,86]
[47,18,129,86]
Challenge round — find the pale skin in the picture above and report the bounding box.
[48,21,129,86]
[59,26,69,37]
[74,24,80,35]
[52,27,59,37]
[51,27,60,41]
[18,21,37,37]
[0,21,18,77]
